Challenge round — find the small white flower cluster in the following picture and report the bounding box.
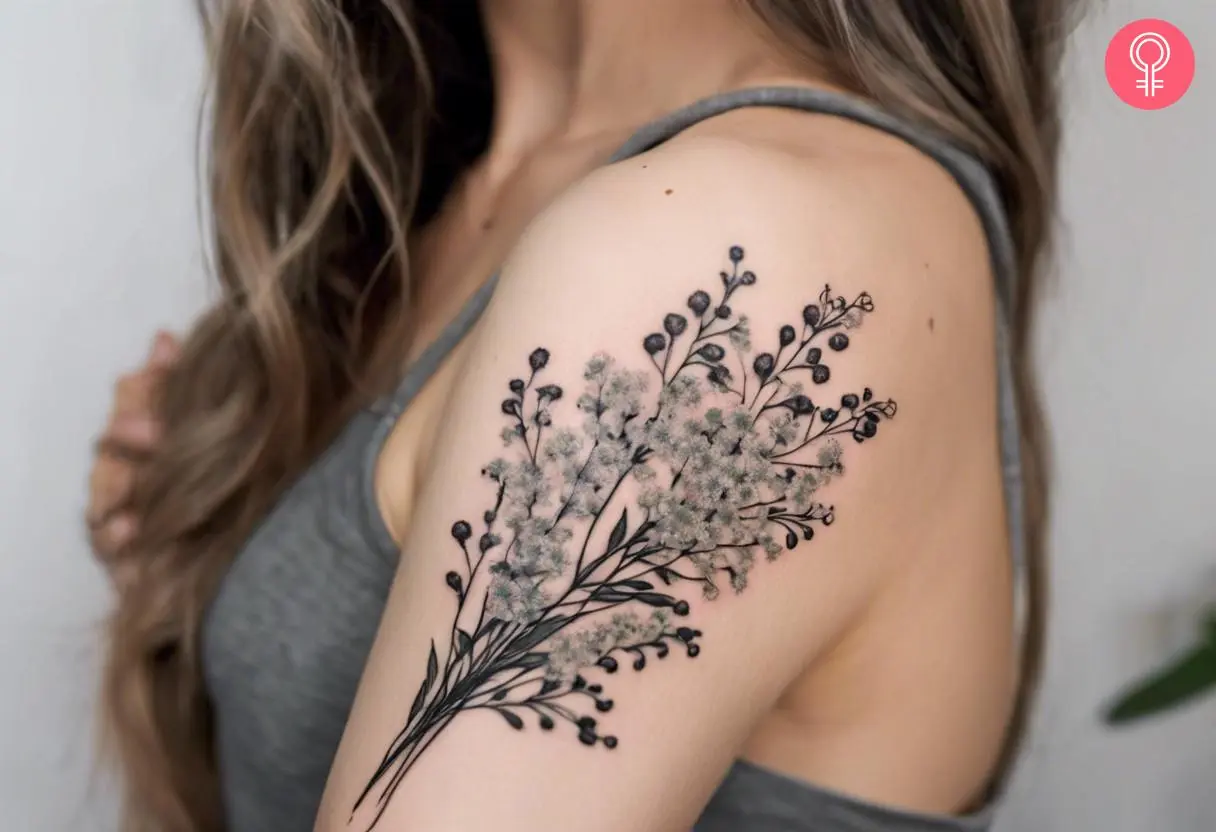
[545,610,672,682]
[481,343,848,626]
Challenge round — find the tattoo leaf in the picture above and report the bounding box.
[590,589,635,603]
[512,615,572,653]
[455,629,474,657]
[425,643,438,691]
[499,710,525,730]
[607,509,629,553]
[635,593,679,608]
[475,617,504,641]
[406,679,428,723]
[514,653,549,671]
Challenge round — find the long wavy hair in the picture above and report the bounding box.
[101,1,1073,828]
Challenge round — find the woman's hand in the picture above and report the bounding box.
[87,331,179,577]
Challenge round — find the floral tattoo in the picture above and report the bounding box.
[350,246,897,828]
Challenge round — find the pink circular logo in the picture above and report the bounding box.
[1106,19,1195,110]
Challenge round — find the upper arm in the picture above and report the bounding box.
[316,137,1000,831]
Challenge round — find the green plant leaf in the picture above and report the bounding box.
[1104,643,1216,725]
[1203,605,1216,645]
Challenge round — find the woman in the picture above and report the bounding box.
[89,1,1068,830]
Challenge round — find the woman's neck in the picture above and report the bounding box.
[478,0,801,166]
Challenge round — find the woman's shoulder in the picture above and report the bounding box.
[508,101,996,320]
[499,102,1001,377]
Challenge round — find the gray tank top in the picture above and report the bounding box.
[202,86,1025,832]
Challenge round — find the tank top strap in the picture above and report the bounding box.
[376,274,499,419]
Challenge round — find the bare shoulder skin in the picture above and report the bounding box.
[316,113,1016,832]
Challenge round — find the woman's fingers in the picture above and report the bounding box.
[109,332,179,420]
[87,447,134,516]
[87,330,178,568]
[88,511,139,560]
[111,373,156,420]
[87,432,152,559]
[147,330,180,370]
[106,413,161,452]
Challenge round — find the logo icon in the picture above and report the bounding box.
[1106,19,1194,110]
[1131,32,1170,97]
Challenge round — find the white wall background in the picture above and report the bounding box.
[0,0,1211,830]
[998,2,1216,829]
[0,2,208,829]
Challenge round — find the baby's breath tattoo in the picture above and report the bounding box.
[350,246,896,829]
